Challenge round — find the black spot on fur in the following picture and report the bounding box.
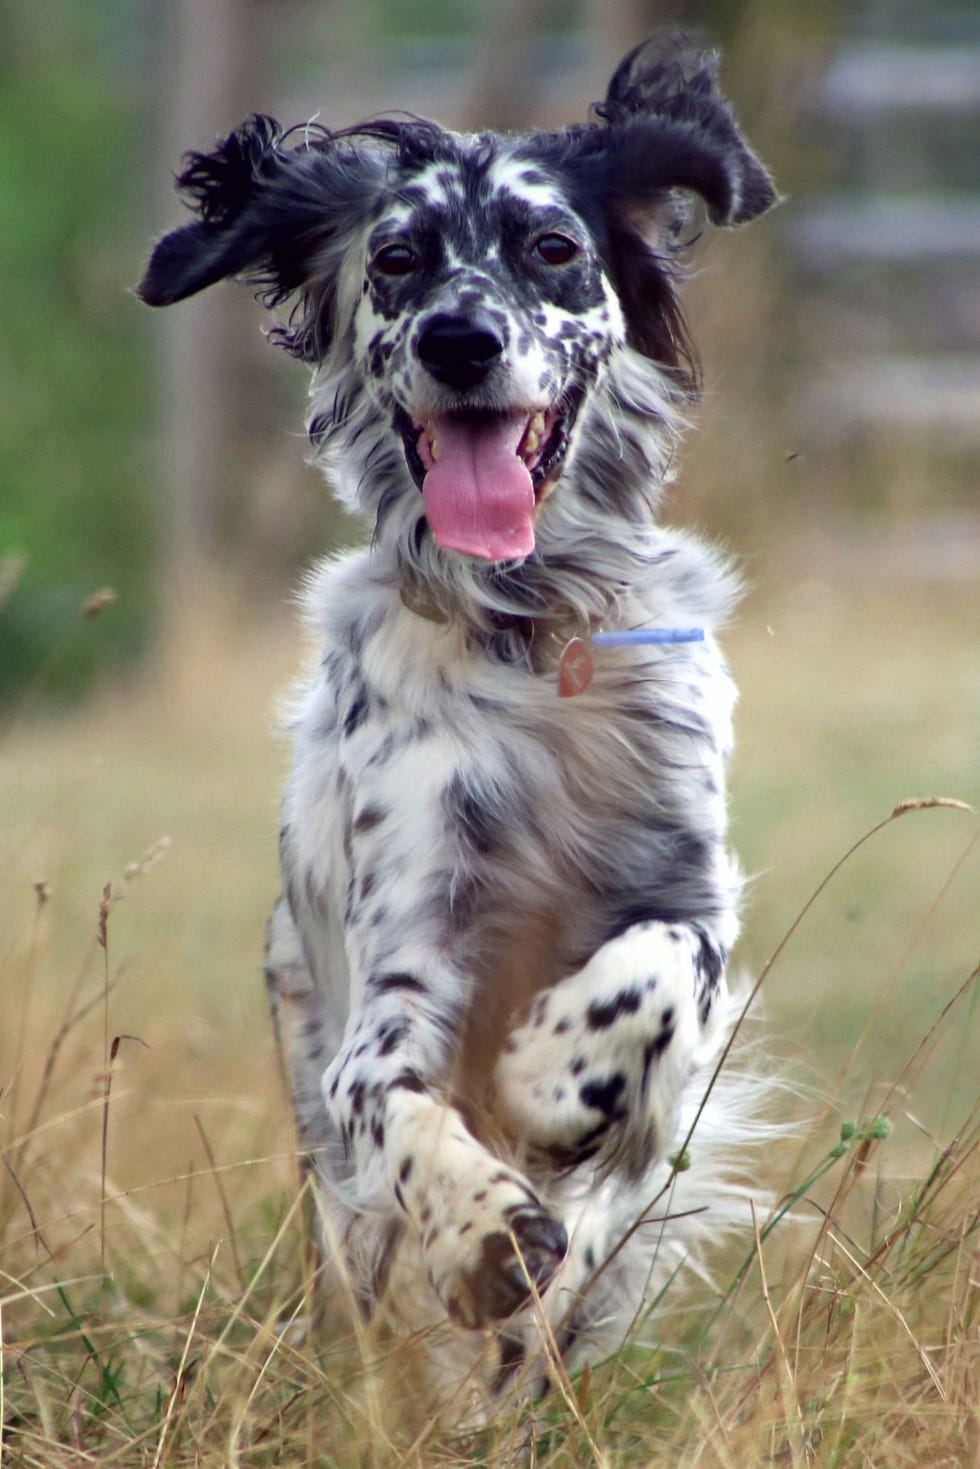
[641,1021,675,1091]
[377,1019,409,1057]
[358,868,377,901]
[579,1072,627,1117]
[443,772,504,858]
[692,925,726,990]
[343,693,369,737]
[585,987,642,1030]
[391,1068,426,1094]
[544,1119,608,1168]
[353,804,388,833]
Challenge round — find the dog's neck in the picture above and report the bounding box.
[398,565,599,673]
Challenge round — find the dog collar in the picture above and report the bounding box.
[558,627,704,698]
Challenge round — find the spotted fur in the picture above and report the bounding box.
[140,37,777,1416]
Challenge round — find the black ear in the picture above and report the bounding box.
[531,36,778,251]
[515,40,776,382]
[138,116,391,358]
[138,116,287,306]
[594,37,778,230]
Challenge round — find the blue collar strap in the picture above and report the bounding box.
[592,628,704,647]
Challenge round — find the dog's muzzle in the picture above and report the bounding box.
[393,309,585,563]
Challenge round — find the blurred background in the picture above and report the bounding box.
[1,0,977,1199]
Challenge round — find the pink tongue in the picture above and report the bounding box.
[420,413,535,560]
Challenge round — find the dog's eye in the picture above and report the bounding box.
[372,243,417,276]
[532,233,579,266]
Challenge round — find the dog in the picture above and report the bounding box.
[140,37,777,1412]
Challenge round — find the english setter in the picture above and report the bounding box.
[140,38,776,1410]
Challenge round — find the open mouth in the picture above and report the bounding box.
[395,400,576,561]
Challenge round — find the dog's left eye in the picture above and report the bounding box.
[372,243,417,276]
[531,233,579,266]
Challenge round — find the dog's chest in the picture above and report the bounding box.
[292,559,728,848]
[335,602,652,825]
[323,593,723,897]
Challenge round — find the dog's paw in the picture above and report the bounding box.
[390,1106,568,1327]
[439,1203,568,1327]
[428,1183,568,1328]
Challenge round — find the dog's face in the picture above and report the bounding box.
[352,145,625,559]
[139,40,776,565]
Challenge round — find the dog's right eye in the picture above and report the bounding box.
[372,243,417,276]
[531,233,579,266]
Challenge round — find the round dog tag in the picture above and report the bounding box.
[558,636,594,697]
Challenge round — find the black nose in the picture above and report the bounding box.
[416,312,505,391]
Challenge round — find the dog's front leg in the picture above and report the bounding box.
[494,920,728,1180]
[322,963,568,1328]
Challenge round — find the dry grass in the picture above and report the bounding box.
[1,563,977,1466]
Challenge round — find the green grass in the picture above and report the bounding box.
[1,567,977,1465]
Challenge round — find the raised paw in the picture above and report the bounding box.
[494,921,721,1179]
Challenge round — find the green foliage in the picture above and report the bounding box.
[0,4,153,700]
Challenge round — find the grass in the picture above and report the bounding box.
[1,562,977,1465]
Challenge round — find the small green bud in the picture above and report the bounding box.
[829,1143,849,1160]
[839,1120,857,1142]
[864,1117,892,1141]
[668,1149,692,1173]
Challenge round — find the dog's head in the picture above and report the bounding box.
[140,39,775,566]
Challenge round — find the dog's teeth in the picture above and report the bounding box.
[530,411,546,436]
[522,430,540,457]
[430,438,439,461]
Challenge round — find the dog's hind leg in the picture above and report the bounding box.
[264,895,339,1168]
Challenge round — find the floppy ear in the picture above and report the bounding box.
[526,37,777,251]
[138,114,391,358]
[517,38,777,379]
[138,116,289,307]
[593,37,778,234]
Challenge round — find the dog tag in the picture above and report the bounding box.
[557,636,594,697]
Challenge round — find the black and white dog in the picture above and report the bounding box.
[140,39,776,1407]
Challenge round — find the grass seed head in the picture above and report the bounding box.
[96,881,112,948]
